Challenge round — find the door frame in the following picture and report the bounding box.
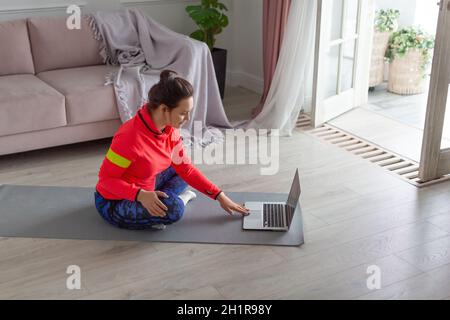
[311,0,375,127]
[419,0,450,181]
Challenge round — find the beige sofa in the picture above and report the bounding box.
[0,16,122,156]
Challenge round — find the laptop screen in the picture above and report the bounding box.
[286,169,301,227]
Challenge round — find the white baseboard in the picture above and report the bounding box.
[226,70,312,113]
[226,70,263,94]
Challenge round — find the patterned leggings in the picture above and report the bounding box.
[94,166,188,230]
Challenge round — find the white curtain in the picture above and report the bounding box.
[244,0,317,136]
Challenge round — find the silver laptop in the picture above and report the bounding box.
[243,169,301,231]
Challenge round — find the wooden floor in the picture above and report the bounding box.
[330,82,450,163]
[329,107,450,163]
[1,86,450,299]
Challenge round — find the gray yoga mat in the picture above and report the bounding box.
[0,184,304,246]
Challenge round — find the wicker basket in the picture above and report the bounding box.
[369,31,391,87]
[388,48,427,95]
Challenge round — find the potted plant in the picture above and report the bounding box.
[385,27,435,95]
[186,0,229,99]
[369,9,400,89]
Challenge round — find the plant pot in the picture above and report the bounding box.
[211,47,227,100]
[388,49,427,95]
[369,31,391,87]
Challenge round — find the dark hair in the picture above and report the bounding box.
[147,70,194,110]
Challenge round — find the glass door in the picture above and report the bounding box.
[420,0,450,181]
[311,0,374,126]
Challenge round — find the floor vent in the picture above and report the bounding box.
[296,113,450,187]
[296,113,313,130]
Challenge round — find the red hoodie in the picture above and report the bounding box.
[96,104,222,202]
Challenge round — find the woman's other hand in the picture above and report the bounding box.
[137,190,169,217]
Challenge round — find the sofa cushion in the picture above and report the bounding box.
[0,19,35,76]
[28,16,104,73]
[37,65,120,125]
[0,75,66,136]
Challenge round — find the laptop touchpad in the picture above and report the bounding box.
[245,202,263,212]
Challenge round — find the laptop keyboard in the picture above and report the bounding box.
[263,203,286,228]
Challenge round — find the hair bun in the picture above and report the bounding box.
[160,69,178,84]
[148,69,194,110]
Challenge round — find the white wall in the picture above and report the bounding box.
[0,0,265,94]
[226,0,264,94]
[375,0,439,35]
[413,0,439,35]
[374,0,417,28]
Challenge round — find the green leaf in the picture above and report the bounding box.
[375,8,400,32]
[190,29,206,42]
[386,26,435,70]
[185,0,229,50]
[218,3,228,11]
[219,14,228,28]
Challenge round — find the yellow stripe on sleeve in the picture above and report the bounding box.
[106,148,132,169]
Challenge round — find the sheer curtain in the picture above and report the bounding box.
[251,0,291,118]
[245,0,317,136]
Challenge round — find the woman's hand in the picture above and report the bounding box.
[217,192,250,216]
[137,190,169,217]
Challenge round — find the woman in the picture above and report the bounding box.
[94,69,249,230]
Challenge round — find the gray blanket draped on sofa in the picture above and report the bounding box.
[86,9,232,146]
